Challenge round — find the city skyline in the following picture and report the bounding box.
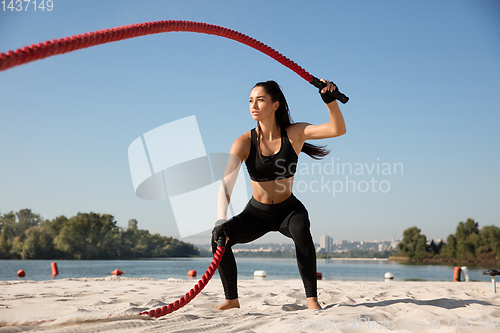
[205,235,404,256]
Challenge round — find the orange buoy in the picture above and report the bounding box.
[453,266,461,282]
[187,270,197,277]
[17,269,25,278]
[51,262,59,276]
[111,269,125,276]
[316,272,322,280]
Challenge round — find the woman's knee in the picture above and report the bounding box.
[288,212,311,235]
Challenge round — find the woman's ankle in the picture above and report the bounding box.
[216,298,240,310]
[306,297,321,309]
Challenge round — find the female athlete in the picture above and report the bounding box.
[211,79,346,310]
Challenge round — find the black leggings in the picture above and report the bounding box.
[211,194,317,300]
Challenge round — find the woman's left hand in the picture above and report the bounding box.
[319,79,337,94]
[319,79,343,104]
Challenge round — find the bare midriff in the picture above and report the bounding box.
[251,176,294,204]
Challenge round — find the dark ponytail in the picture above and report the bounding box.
[253,80,330,160]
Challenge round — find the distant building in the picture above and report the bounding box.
[319,235,332,253]
[378,243,388,251]
[334,239,347,246]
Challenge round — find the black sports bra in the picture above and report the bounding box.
[245,127,298,182]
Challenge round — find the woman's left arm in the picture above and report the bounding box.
[301,79,347,140]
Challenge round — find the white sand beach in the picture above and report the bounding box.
[1,277,499,332]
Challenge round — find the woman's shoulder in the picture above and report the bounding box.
[229,130,252,160]
[234,130,252,144]
[286,122,311,140]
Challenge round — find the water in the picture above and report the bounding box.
[0,258,495,282]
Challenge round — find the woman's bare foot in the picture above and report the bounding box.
[307,297,322,309]
[216,298,240,310]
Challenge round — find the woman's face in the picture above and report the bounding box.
[249,86,279,122]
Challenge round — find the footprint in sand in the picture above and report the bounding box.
[143,299,167,307]
[123,307,150,315]
[281,304,307,311]
[92,299,118,305]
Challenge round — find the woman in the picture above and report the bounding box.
[211,79,346,310]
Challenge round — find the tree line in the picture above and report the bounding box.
[0,209,200,259]
[398,218,500,262]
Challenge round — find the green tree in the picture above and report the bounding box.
[118,228,138,258]
[478,225,500,259]
[441,218,500,261]
[428,239,443,255]
[398,227,430,260]
[53,212,120,259]
[50,215,68,235]
[128,219,138,230]
[454,218,479,259]
[10,236,24,258]
[1,209,201,259]
[20,221,58,259]
[0,211,16,258]
[16,209,42,233]
[0,209,44,258]
[442,234,457,258]
[454,218,480,259]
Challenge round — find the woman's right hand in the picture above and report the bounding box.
[212,219,229,244]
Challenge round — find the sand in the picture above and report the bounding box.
[1,276,499,332]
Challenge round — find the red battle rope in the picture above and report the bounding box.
[0,20,348,103]
[139,242,225,318]
[0,20,310,78]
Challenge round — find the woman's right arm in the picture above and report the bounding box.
[217,134,250,220]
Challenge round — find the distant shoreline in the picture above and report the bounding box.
[388,256,500,265]
[317,257,389,261]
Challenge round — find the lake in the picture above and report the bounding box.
[0,258,495,282]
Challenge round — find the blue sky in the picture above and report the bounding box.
[1,0,499,245]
